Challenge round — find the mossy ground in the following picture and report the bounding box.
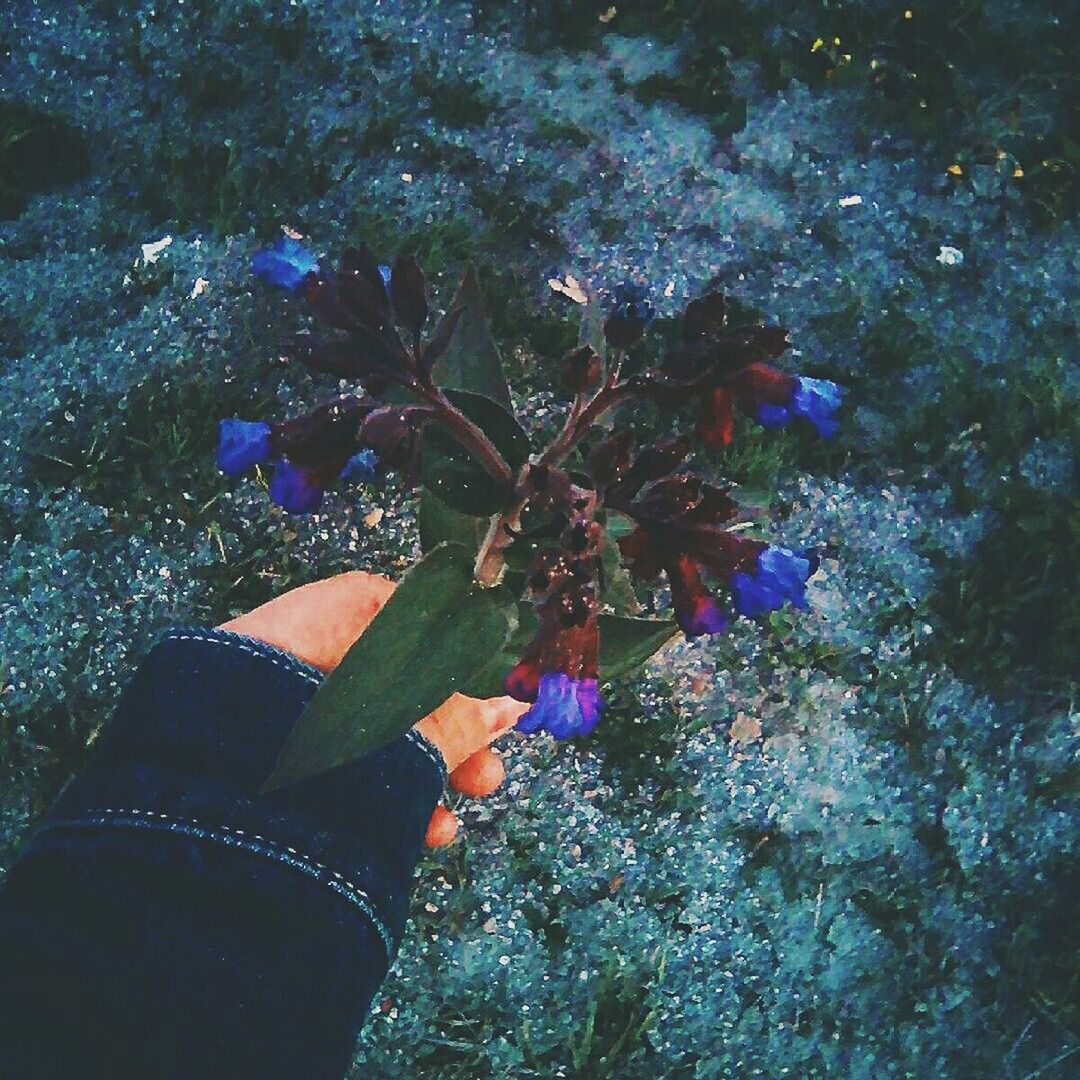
[1,1,1077,1076]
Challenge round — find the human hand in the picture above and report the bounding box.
[218,571,528,846]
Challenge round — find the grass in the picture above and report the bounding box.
[0,100,90,220]
[3,1,1078,1074]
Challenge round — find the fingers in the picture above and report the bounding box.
[424,748,506,848]
[218,571,396,672]
[415,693,529,773]
[449,747,505,797]
[424,804,459,848]
[219,568,526,852]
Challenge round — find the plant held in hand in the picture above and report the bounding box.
[221,234,845,790]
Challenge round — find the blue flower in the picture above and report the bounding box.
[752,401,792,429]
[217,419,272,475]
[668,554,730,637]
[251,236,320,292]
[730,545,816,619]
[516,673,604,739]
[269,460,325,514]
[377,264,392,289]
[791,377,845,438]
[738,367,844,438]
[340,448,379,482]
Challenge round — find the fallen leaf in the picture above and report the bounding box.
[729,712,762,745]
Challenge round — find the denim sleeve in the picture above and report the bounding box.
[0,628,446,1080]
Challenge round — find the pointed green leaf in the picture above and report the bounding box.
[421,389,530,516]
[263,544,515,791]
[430,264,511,409]
[598,614,679,682]
[598,511,641,615]
[417,489,486,554]
[600,535,641,615]
[459,601,539,699]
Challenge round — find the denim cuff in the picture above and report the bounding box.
[31,627,445,960]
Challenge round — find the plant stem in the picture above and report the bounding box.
[419,384,513,485]
[473,367,636,587]
[474,498,526,587]
[540,377,634,467]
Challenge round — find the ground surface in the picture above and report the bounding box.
[1,2,1077,1077]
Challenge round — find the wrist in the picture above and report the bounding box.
[414,713,464,773]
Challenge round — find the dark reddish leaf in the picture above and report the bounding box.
[617,525,663,579]
[662,343,720,385]
[361,404,433,477]
[683,482,739,526]
[608,436,693,503]
[337,267,394,337]
[421,302,467,372]
[301,277,362,333]
[341,243,390,312]
[711,325,790,377]
[390,253,428,338]
[629,370,700,406]
[270,396,371,468]
[683,291,727,341]
[631,473,705,522]
[587,429,635,487]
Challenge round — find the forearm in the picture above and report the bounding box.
[0,628,444,1080]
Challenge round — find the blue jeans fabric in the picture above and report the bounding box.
[0,628,445,1079]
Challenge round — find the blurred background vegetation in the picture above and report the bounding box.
[1,1,1077,1076]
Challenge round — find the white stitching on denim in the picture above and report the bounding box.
[406,729,448,784]
[161,630,323,687]
[161,631,449,783]
[40,808,394,958]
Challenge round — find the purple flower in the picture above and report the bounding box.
[217,419,272,475]
[752,401,792,428]
[340,448,378,482]
[668,554,729,637]
[730,545,816,619]
[251,236,320,292]
[746,374,844,438]
[516,673,604,739]
[791,377,845,438]
[269,460,325,514]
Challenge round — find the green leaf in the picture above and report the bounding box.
[262,544,515,791]
[598,614,678,681]
[417,489,485,554]
[421,388,530,516]
[430,264,511,409]
[459,601,539,698]
[600,534,641,615]
[598,511,641,615]
[602,510,636,541]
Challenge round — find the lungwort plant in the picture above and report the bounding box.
[218,236,844,790]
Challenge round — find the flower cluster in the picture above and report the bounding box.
[505,509,605,737]
[223,236,845,742]
[218,397,375,513]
